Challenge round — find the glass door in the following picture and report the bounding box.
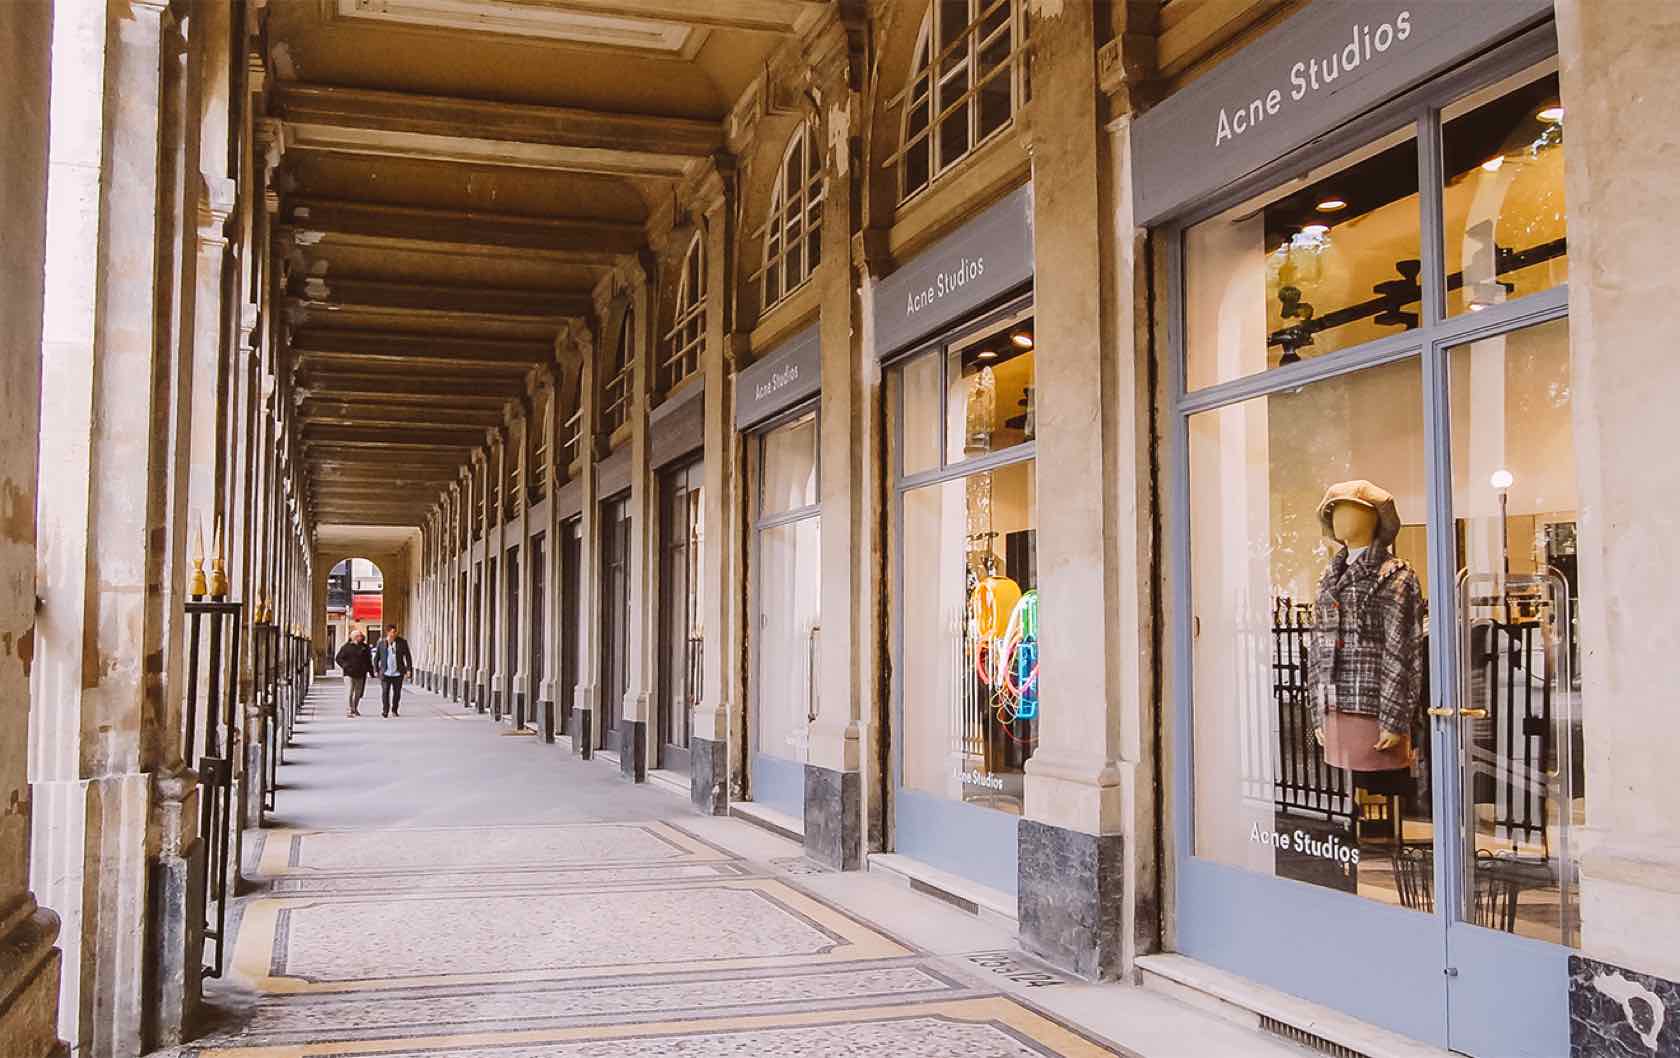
[658,459,703,773]
[504,546,520,723]
[560,518,581,738]
[750,411,819,821]
[530,532,546,724]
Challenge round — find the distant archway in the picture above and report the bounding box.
[324,557,384,669]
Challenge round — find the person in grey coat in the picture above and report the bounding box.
[334,631,373,717]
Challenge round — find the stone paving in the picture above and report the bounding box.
[171,678,1134,1058]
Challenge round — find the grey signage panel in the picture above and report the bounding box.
[596,445,631,500]
[554,476,583,520]
[1131,0,1552,225]
[872,183,1034,359]
[650,386,704,470]
[735,323,821,430]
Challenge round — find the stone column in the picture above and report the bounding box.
[1556,0,1680,1013]
[447,482,463,700]
[568,320,601,758]
[510,408,534,726]
[539,367,563,738]
[619,262,656,782]
[474,446,492,712]
[806,55,870,870]
[488,427,509,718]
[0,0,63,1054]
[691,178,739,814]
[1012,2,1147,981]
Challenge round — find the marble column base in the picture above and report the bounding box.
[619,720,647,782]
[0,895,65,1058]
[513,691,527,727]
[575,707,593,760]
[690,736,727,815]
[143,838,204,1049]
[803,764,861,870]
[1017,819,1123,980]
[475,684,488,714]
[1571,955,1680,1056]
[539,699,556,743]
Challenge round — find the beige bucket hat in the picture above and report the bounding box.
[1316,479,1402,547]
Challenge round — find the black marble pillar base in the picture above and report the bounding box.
[491,689,504,720]
[690,737,727,815]
[1017,819,1123,980]
[803,764,861,870]
[476,685,489,714]
[539,699,556,743]
[576,707,593,760]
[513,691,527,726]
[619,720,647,782]
[1571,955,1680,1056]
[144,838,204,1050]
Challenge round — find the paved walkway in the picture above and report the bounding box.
[165,677,1303,1058]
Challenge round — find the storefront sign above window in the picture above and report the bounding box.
[736,323,821,430]
[873,183,1034,360]
[1130,0,1551,225]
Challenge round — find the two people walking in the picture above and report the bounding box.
[333,624,413,718]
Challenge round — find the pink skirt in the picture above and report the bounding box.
[1322,711,1413,772]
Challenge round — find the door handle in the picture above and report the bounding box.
[1459,707,1490,719]
[1428,707,1457,717]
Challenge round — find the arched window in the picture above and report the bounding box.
[760,119,825,311]
[661,232,706,392]
[602,307,634,435]
[892,0,1029,202]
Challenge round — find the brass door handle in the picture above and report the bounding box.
[1427,707,1457,717]
[1459,707,1490,719]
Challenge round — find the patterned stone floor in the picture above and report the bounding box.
[171,679,1133,1058]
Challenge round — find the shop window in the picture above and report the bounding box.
[1186,127,1421,390]
[602,308,634,436]
[760,411,819,516]
[1441,65,1567,316]
[759,120,825,312]
[891,0,1030,202]
[1188,356,1432,907]
[892,311,1038,817]
[661,233,706,393]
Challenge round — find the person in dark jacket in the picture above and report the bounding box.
[372,624,414,718]
[334,631,373,717]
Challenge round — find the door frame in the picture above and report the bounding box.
[656,456,703,773]
[1161,25,1571,1054]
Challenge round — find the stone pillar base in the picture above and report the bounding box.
[513,691,527,726]
[475,684,488,714]
[0,897,65,1058]
[619,720,647,782]
[803,764,860,870]
[143,838,204,1049]
[689,737,727,815]
[1016,819,1123,980]
[575,707,593,760]
[539,699,556,743]
[1570,955,1680,1057]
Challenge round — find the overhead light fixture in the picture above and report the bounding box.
[1482,155,1505,173]
[1490,469,1514,490]
[1537,105,1565,123]
[1316,197,1347,212]
[1010,331,1034,350]
[977,349,998,361]
[1301,223,1330,237]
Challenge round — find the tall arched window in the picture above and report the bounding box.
[602,307,634,435]
[661,232,706,392]
[760,119,825,311]
[891,0,1029,202]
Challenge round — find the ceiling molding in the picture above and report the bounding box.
[280,198,643,263]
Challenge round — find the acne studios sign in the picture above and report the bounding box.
[1131,0,1552,225]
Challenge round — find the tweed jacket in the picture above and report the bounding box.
[1307,544,1426,735]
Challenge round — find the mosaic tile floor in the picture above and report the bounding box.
[178,681,1132,1058]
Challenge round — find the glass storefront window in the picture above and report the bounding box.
[947,315,1034,466]
[1442,65,1567,317]
[1186,128,1420,390]
[761,411,818,514]
[1189,357,1432,907]
[900,351,943,477]
[901,459,1037,813]
[1447,317,1583,946]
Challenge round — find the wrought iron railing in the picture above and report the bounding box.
[182,553,242,979]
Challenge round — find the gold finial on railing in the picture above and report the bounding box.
[189,517,208,599]
[208,516,228,599]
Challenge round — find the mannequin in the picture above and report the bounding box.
[1308,480,1426,772]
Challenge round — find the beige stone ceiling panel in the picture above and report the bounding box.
[294,243,596,291]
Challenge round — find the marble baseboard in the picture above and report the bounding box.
[1571,955,1680,1056]
[1016,820,1123,981]
[803,764,861,871]
[619,720,647,782]
[690,737,727,815]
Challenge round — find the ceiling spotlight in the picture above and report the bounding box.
[1010,331,1034,349]
[1537,105,1565,123]
[977,349,998,361]
[1316,197,1347,212]
[1490,469,1514,490]
[1301,223,1330,237]
[1482,155,1505,173]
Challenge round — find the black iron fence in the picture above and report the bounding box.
[1271,597,1355,824]
[182,595,242,979]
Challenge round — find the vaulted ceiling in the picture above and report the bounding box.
[273,0,830,531]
